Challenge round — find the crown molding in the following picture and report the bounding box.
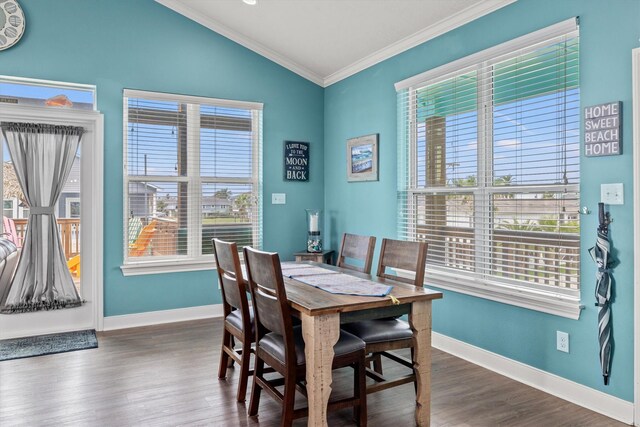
[157,0,516,88]
[323,0,517,87]
[155,0,325,86]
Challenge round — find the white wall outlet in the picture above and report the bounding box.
[271,193,286,204]
[601,183,624,205]
[557,331,569,353]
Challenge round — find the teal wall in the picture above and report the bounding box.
[324,0,639,401]
[0,0,324,316]
[2,0,638,405]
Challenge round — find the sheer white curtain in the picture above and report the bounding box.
[0,122,83,313]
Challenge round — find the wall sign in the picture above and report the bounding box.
[284,141,309,181]
[584,101,622,157]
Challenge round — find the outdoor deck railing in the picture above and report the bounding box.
[14,218,81,260]
[416,225,580,289]
[125,217,255,258]
[11,219,578,289]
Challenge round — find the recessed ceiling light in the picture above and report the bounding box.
[243,0,257,5]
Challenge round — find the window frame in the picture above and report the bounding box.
[0,75,97,110]
[120,89,263,276]
[396,19,582,319]
[65,197,81,219]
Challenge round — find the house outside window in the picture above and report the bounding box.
[122,90,263,274]
[396,19,581,318]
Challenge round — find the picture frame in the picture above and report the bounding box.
[347,134,378,182]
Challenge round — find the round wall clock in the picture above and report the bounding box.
[0,1,25,51]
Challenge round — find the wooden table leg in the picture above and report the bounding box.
[301,312,340,427]
[410,300,432,427]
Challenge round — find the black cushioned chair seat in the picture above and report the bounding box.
[260,325,365,366]
[342,319,412,344]
[225,307,255,336]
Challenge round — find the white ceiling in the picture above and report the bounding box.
[156,0,515,87]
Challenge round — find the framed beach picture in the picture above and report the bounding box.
[347,134,378,182]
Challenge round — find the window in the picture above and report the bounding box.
[3,199,13,218]
[122,90,262,273]
[396,19,581,318]
[65,198,81,219]
[0,75,96,110]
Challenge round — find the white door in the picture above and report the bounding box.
[0,105,103,339]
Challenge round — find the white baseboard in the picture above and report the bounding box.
[100,309,633,423]
[102,304,224,331]
[0,304,96,340]
[432,332,634,424]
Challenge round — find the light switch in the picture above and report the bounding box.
[272,193,286,204]
[601,183,623,205]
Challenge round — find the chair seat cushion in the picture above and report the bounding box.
[259,326,365,366]
[225,307,255,337]
[342,319,412,344]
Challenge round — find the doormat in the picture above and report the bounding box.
[0,329,98,361]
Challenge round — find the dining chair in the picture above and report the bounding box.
[127,216,143,246]
[213,238,254,402]
[336,233,376,274]
[128,220,157,257]
[376,238,427,287]
[244,246,367,426]
[67,254,81,277]
[342,238,428,394]
[2,216,21,248]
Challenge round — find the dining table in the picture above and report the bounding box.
[281,261,443,427]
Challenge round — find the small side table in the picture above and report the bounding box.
[294,249,335,265]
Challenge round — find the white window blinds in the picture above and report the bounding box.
[123,90,262,265]
[397,19,580,297]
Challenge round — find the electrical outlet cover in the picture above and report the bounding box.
[557,331,569,353]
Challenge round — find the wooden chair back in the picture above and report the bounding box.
[376,238,427,287]
[127,216,143,245]
[337,233,376,274]
[67,254,81,277]
[2,216,21,248]
[244,247,294,346]
[128,220,157,257]
[212,238,249,316]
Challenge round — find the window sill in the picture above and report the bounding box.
[394,269,583,320]
[121,259,215,276]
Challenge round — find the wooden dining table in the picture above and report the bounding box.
[282,262,443,427]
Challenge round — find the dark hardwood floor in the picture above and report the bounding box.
[0,318,625,426]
